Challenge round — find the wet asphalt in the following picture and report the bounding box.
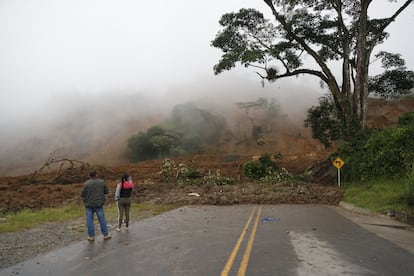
[1,204,414,276]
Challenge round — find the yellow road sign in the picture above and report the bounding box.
[333,157,345,169]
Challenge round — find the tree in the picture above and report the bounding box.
[170,102,226,151]
[369,51,414,99]
[127,126,179,161]
[127,103,227,161]
[212,0,413,140]
[235,98,279,142]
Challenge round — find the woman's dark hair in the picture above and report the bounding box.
[122,173,129,182]
[121,173,129,189]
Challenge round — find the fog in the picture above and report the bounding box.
[0,0,413,175]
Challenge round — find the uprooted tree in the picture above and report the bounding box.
[211,0,413,143]
[30,149,88,184]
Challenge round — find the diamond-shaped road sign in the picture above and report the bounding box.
[333,157,345,169]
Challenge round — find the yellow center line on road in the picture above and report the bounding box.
[221,206,263,276]
[221,206,257,276]
[237,206,262,276]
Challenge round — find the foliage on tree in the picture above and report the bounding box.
[369,52,414,99]
[170,102,226,152]
[127,126,179,162]
[212,0,413,142]
[127,103,226,162]
[304,95,341,147]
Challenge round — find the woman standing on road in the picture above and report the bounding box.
[114,173,134,231]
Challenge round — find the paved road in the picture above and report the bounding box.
[1,205,414,275]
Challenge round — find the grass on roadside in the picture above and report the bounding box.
[0,203,179,233]
[343,178,408,213]
[0,205,84,233]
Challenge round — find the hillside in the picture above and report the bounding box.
[0,96,413,178]
[0,96,413,213]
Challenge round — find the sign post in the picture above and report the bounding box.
[332,157,345,187]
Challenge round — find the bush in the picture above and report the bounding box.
[243,160,266,179]
[158,158,178,182]
[338,125,414,181]
[336,129,372,181]
[260,168,294,184]
[360,127,414,179]
[399,111,414,127]
[242,154,280,179]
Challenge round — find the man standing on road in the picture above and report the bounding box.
[81,169,111,241]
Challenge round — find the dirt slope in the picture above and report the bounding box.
[0,153,344,213]
[0,97,413,213]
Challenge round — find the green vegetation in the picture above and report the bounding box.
[158,158,236,186]
[127,103,226,162]
[398,111,414,127]
[242,153,294,184]
[344,178,407,213]
[404,167,414,207]
[0,203,177,233]
[308,108,414,215]
[340,111,414,216]
[337,115,414,182]
[304,95,341,148]
[0,205,84,233]
[242,154,280,180]
[128,125,181,162]
[260,168,294,184]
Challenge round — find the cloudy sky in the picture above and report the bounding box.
[0,0,413,127]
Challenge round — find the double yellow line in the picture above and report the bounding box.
[221,206,262,276]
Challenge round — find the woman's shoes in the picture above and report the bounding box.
[115,228,121,232]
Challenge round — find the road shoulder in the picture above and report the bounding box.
[332,202,414,255]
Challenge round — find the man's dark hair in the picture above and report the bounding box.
[89,170,97,178]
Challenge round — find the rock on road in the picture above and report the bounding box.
[1,205,414,276]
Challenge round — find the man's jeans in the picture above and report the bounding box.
[85,207,109,237]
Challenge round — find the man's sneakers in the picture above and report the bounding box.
[88,235,111,241]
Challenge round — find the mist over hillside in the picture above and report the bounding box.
[0,76,325,176]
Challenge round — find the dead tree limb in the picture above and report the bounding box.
[30,150,88,184]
